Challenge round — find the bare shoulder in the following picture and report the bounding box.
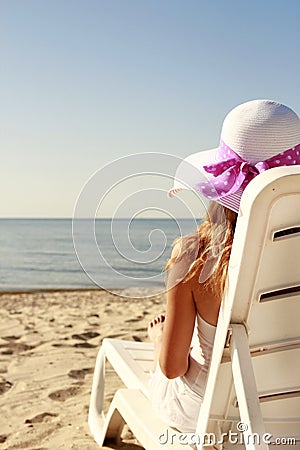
[169,234,221,324]
[166,243,198,293]
[170,241,181,260]
[171,232,202,262]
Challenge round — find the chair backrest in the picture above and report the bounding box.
[228,165,300,341]
[198,166,300,439]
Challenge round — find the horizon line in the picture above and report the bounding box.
[0,216,202,220]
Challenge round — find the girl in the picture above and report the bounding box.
[148,99,300,433]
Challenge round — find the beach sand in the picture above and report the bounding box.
[0,289,165,449]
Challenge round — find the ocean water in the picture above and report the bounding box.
[0,218,200,292]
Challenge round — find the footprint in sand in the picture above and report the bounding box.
[48,385,81,402]
[73,342,96,348]
[87,317,100,326]
[25,412,58,424]
[2,335,21,341]
[0,380,13,394]
[125,317,143,323]
[51,343,68,347]
[71,331,100,348]
[0,342,34,354]
[68,368,93,380]
[71,331,100,341]
[1,349,13,355]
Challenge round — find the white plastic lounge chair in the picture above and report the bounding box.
[89,166,300,450]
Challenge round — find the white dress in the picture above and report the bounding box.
[150,313,216,433]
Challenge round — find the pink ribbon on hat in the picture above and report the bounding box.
[196,141,300,200]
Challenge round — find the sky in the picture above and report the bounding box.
[1,0,300,217]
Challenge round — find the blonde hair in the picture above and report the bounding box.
[165,202,238,298]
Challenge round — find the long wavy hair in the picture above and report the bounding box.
[165,202,238,298]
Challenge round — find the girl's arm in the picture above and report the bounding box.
[159,244,197,379]
[159,281,196,378]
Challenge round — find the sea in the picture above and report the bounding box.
[0,218,201,292]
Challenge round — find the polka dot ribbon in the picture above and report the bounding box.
[196,141,300,200]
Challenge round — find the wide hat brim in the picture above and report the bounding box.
[169,100,300,213]
[168,147,244,213]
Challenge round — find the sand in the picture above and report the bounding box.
[0,289,165,449]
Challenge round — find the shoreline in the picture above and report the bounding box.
[0,287,107,297]
[0,285,165,296]
[0,286,166,302]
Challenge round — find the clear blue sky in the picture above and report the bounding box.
[1,0,299,217]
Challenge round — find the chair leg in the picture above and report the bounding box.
[88,345,106,445]
[230,324,268,450]
[104,403,126,445]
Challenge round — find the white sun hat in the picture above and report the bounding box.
[169,99,300,212]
